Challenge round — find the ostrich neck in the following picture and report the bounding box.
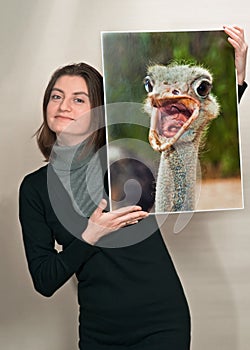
[155,141,200,212]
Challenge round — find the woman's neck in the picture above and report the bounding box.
[56,132,92,147]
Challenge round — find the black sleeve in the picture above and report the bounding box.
[238,81,248,102]
[19,176,97,297]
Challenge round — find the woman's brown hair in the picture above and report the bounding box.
[35,62,105,161]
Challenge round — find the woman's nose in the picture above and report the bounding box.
[59,98,72,111]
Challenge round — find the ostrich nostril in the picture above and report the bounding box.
[172,89,180,95]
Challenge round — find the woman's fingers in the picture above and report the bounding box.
[125,219,139,226]
[119,209,149,222]
[113,204,142,214]
[83,200,149,244]
[224,25,244,44]
[91,199,108,219]
[113,211,149,231]
[98,199,108,211]
[223,25,248,85]
[224,26,247,52]
[110,205,149,225]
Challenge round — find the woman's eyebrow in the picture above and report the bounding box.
[51,87,64,94]
[73,91,89,97]
[51,87,89,97]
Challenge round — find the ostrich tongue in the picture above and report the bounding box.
[160,102,193,138]
[149,96,200,152]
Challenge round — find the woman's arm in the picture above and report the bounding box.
[224,25,248,102]
[224,24,248,104]
[19,174,149,295]
[19,176,98,297]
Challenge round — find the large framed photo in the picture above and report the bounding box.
[101,29,243,213]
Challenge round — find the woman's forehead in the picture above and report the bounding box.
[53,75,88,93]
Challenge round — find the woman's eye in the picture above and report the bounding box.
[74,98,84,104]
[51,94,62,100]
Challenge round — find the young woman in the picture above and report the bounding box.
[19,26,247,350]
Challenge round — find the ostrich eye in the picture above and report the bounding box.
[195,80,212,98]
[144,76,154,93]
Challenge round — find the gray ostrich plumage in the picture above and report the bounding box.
[144,63,220,212]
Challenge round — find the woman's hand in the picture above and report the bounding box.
[224,25,248,85]
[82,199,149,245]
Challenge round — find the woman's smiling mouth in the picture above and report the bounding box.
[55,115,75,121]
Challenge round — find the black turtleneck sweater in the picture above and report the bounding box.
[19,165,190,350]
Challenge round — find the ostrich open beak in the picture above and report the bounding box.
[148,95,200,152]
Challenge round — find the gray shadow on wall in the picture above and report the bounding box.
[0,195,78,350]
[158,211,239,350]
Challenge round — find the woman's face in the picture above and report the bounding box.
[46,75,92,145]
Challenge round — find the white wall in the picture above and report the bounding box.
[0,0,249,349]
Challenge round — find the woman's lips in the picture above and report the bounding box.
[55,115,75,121]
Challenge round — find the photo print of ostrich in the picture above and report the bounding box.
[101,29,243,213]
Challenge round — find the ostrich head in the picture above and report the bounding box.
[143,63,220,152]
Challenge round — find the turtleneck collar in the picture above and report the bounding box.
[50,140,94,171]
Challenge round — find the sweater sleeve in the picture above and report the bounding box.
[19,176,98,297]
[238,82,248,102]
